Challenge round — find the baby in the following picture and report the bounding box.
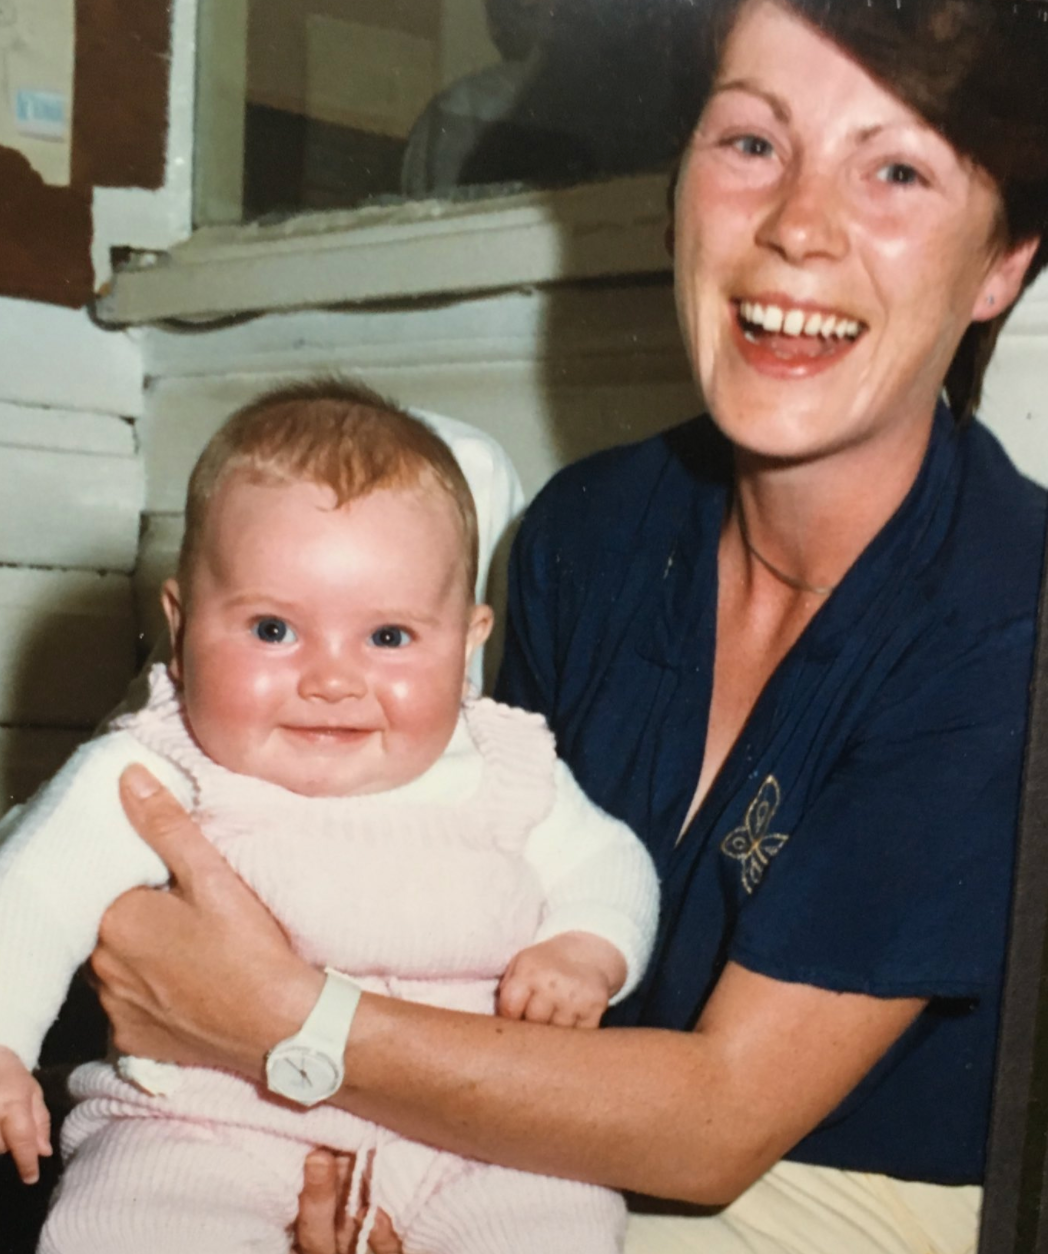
[0,380,659,1254]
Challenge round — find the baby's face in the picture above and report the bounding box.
[163,474,492,797]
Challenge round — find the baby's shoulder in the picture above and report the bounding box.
[22,730,193,819]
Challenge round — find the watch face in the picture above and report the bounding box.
[266,1046,341,1106]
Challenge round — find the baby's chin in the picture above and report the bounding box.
[204,745,450,799]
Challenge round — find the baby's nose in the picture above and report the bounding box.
[298,650,367,701]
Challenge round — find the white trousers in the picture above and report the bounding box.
[625,1161,981,1254]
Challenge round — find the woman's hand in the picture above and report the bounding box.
[92,764,322,1076]
[295,1150,402,1254]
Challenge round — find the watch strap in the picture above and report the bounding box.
[291,967,362,1058]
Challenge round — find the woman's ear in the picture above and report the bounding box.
[972,235,1041,323]
[160,578,186,684]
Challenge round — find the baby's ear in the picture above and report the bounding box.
[463,603,495,692]
[160,579,186,683]
[466,603,495,656]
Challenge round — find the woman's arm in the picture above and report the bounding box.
[96,765,924,1206]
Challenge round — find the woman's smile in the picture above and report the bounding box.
[673,0,1017,470]
[731,294,867,377]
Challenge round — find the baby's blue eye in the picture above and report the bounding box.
[253,617,297,644]
[370,626,411,649]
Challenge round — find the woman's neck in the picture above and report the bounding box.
[729,414,935,602]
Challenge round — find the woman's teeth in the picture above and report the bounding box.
[738,300,862,340]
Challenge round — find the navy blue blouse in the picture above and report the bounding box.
[496,405,1046,1185]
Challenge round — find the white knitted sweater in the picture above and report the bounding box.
[0,668,659,1070]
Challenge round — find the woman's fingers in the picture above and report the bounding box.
[118,764,230,891]
[295,1150,404,1254]
[296,1150,346,1254]
[91,767,320,1074]
[366,1210,404,1254]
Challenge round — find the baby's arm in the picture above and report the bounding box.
[498,760,659,1026]
[0,732,189,1176]
[0,1045,50,1183]
[497,931,627,1028]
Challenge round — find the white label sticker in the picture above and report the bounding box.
[14,88,67,140]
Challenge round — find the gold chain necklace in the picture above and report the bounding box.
[736,508,837,597]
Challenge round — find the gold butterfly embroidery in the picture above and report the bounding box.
[720,776,790,895]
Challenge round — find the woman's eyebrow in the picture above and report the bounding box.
[711,78,792,125]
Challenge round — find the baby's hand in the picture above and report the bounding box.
[497,932,628,1028]
[0,1045,51,1184]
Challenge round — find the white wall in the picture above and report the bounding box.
[0,0,196,814]
[4,261,1045,817]
[135,281,700,641]
[0,298,144,813]
[135,268,1048,653]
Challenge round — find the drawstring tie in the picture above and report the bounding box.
[347,1125,394,1254]
[349,976,400,1253]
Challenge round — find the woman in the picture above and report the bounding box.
[90,1,1048,1250]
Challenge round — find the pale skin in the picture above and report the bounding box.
[85,1,1045,1249]
[0,476,625,1187]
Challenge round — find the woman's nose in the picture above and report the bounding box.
[297,648,367,702]
[756,163,847,264]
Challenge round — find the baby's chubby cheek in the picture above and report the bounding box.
[180,659,285,765]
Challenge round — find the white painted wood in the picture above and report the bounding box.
[980,333,1048,488]
[0,299,142,416]
[97,174,672,325]
[142,282,684,378]
[139,280,694,506]
[0,403,135,455]
[0,727,86,814]
[0,445,142,571]
[0,401,141,570]
[0,568,137,727]
[138,276,1048,522]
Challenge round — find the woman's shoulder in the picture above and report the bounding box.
[524,415,729,542]
[944,418,1047,621]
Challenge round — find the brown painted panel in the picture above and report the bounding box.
[0,0,171,307]
[72,0,172,190]
[0,150,93,308]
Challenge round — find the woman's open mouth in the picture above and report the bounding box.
[733,298,867,374]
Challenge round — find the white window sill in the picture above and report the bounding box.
[96,174,673,327]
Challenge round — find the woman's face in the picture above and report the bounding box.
[674,0,1031,465]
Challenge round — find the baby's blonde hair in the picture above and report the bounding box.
[178,378,480,598]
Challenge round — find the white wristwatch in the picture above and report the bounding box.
[265,967,361,1107]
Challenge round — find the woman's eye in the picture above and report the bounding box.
[730,134,774,158]
[252,617,297,645]
[877,162,924,187]
[370,625,411,649]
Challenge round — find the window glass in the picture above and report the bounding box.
[196,0,707,225]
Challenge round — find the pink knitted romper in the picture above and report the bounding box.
[39,671,627,1254]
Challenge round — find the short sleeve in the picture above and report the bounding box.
[730,618,1032,1000]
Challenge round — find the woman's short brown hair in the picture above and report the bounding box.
[178,378,480,598]
[688,0,1048,422]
